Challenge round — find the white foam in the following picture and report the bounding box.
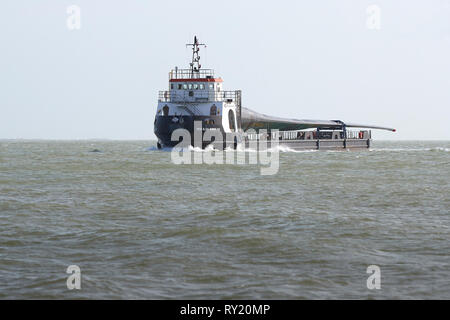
[269,145,318,153]
[431,147,450,152]
[150,143,323,153]
[150,144,450,153]
[370,147,449,152]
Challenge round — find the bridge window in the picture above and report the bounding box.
[163,105,169,116]
[171,84,174,90]
[183,84,188,90]
[199,84,205,90]
[188,84,193,90]
[210,105,217,116]
[209,84,214,89]
[193,84,198,90]
[178,84,182,90]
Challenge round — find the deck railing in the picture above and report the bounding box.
[245,130,372,141]
[158,90,239,103]
[169,69,215,80]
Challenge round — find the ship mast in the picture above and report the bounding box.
[186,36,206,78]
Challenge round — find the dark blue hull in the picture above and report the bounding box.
[154,115,236,149]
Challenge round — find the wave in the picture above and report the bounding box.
[431,147,450,152]
[145,146,174,152]
[370,147,449,152]
[148,144,449,153]
[147,144,318,153]
[268,145,318,153]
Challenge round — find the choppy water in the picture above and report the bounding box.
[0,140,449,299]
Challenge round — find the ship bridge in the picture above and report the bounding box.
[159,65,241,104]
[159,67,235,103]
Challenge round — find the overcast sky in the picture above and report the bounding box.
[1,0,449,140]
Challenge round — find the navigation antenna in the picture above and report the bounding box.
[186,36,206,78]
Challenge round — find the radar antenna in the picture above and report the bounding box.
[186,36,206,78]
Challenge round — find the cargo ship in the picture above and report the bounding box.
[154,37,395,150]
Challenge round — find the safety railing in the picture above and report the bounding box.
[158,90,239,103]
[169,69,215,80]
[245,130,372,141]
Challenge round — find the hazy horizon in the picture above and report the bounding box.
[1,0,449,140]
[1,138,450,142]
